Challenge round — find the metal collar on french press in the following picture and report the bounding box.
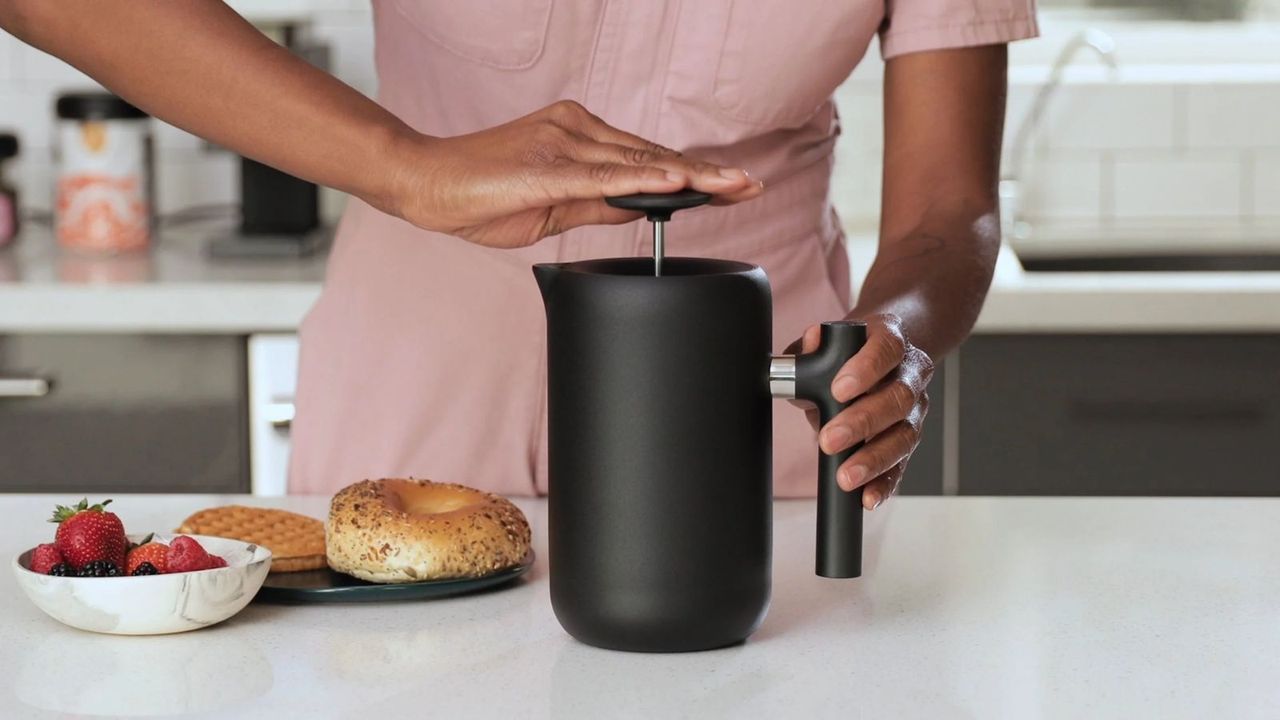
[605,190,712,276]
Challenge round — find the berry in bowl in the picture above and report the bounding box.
[12,499,272,635]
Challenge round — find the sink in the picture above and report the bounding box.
[1019,253,1280,273]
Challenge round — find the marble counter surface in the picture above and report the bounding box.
[2,494,1277,718]
[2,224,1279,333]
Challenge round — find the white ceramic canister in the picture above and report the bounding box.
[54,92,153,253]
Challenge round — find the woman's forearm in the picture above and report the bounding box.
[0,0,762,244]
[856,45,1009,359]
[850,202,1000,359]
[0,0,414,211]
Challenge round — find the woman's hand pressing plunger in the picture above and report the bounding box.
[383,100,763,247]
[793,314,934,511]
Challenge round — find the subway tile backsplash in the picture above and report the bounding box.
[1112,154,1244,220]
[1185,82,1280,149]
[1029,83,1180,151]
[1021,156,1107,222]
[834,62,1280,236]
[2,5,1278,240]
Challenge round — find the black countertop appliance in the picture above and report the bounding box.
[534,191,866,653]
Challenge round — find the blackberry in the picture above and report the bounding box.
[77,560,120,577]
[130,562,158,576]
[48,563,73,576]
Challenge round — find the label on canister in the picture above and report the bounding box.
[56,120,150,253]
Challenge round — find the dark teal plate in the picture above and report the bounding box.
[254,551,535,603]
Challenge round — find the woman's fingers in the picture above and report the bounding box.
[835,396,928,498]
[545,161,688,202]
[543,198,643,236]
[562,138,674,168]
[708,176,766,205]
[522,102,762,207]
[861,463,906,511]
[830,317,909,403]
[794,324,822,355]
[835,419,921,493]
[785,324,824,418]
[819,374,923,455]
[668,160,758,196]
[539,101,756,194]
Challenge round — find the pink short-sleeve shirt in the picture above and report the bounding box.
[289,1,1038,496]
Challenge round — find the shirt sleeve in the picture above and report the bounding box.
[879,0,1039,60]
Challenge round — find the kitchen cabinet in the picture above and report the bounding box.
[0,335,249,493]
[957,335,1280,496]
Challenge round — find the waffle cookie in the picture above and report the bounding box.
[176,505,327,573]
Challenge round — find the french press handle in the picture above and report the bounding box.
[773,321,868,578]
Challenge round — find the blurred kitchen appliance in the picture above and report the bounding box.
[209,20,329,258]
[534,191,866,653]
[54,92,153,254]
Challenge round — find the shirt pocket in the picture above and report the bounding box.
[389,0,554,70]
[712,0,879,128]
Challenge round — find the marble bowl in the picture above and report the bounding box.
[12,534,272,635]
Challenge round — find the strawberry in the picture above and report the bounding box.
[167,535,213,573]
[50,498,127,570]
[125,542,170,575]
[30,543,65,574]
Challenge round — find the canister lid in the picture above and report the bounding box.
[0,133,17,159]
[56,91,148,120]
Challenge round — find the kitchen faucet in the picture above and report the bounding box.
[1000,29,1118,242]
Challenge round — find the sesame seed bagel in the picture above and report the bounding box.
[326,478,532,583]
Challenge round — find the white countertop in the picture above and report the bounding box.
[2,223,1279,333]
[0,226,325,333]
[2,494,1277,718]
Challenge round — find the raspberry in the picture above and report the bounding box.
[166,535,213,573]
[31,543,66,574]
[207,555,228,569]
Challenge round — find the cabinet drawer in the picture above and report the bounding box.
[0,335,248,493]
[958,335,1280,496]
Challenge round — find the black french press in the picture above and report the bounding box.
[534,191,865,652]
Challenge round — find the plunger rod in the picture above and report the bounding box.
[653,220,665,276]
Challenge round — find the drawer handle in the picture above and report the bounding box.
[265,401,294,430]
[0,375,53,398]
